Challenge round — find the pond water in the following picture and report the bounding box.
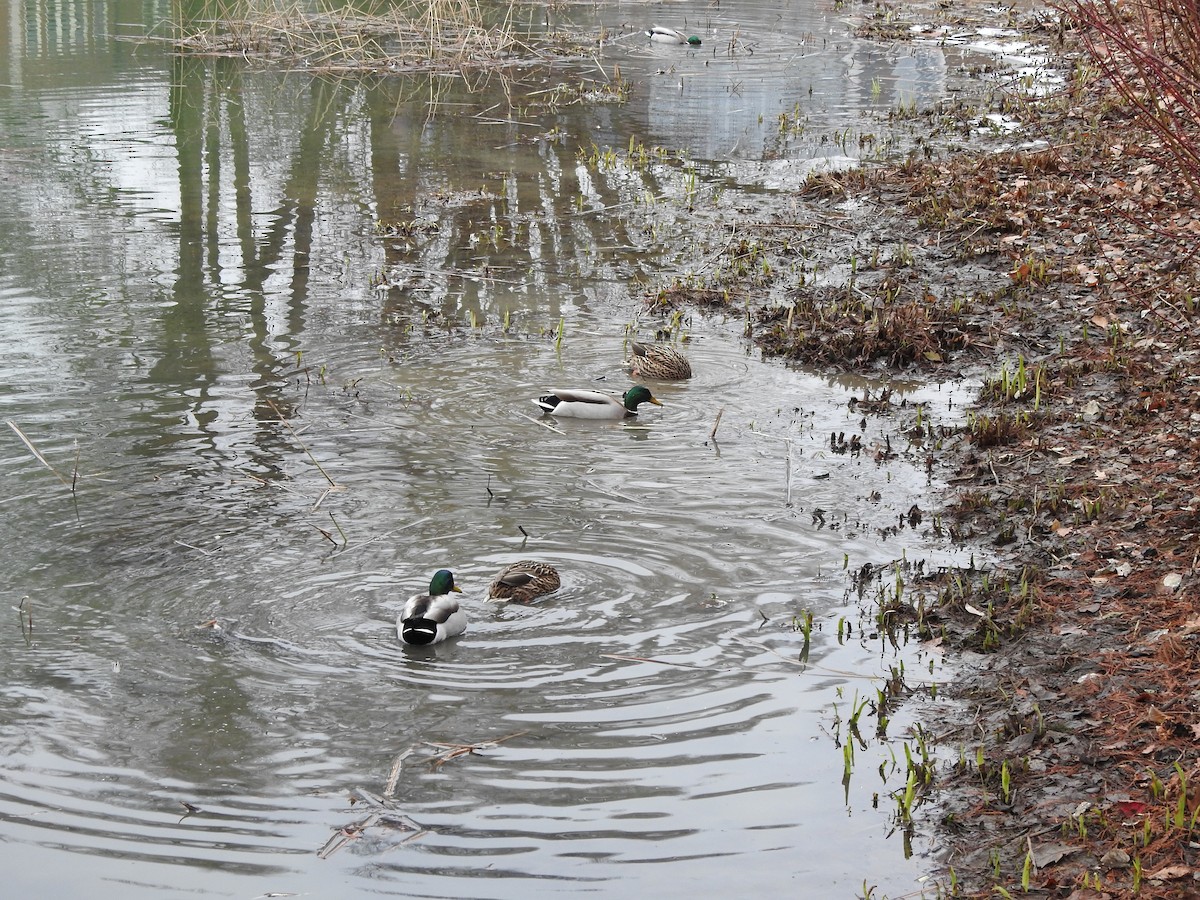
[0,0,1025,896]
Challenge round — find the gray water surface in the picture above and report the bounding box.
[0,0,1014,895]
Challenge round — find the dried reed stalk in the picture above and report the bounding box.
[1066,0,1200,198]
[154,0,590,75]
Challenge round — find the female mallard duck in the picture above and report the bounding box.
[648,26,702,46]
[487,561,561,603]
[627,341,693,380]
[535,385,662,420]
[398,569,466,645]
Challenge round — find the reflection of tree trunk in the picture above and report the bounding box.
[148,53,216,444]
[239,76,339,436]
[159,54,345,471]
[370,83,431,325]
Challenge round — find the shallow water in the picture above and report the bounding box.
[0,0,1029,895]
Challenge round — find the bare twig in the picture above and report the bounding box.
[424,731,528,768]
[383,749,414,799]
[266,400,340,489]
[17,596,32,641]
[516,412,565,435]
[174,540,218,556]
[600,653,711,670]
[6,420,70,487]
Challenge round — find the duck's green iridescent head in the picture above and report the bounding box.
[622,385,663,411]
[429,569,462,595]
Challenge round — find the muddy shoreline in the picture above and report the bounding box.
[665,3,1200,896]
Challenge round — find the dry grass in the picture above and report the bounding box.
[755,291,976,370]
[154,0,593,74]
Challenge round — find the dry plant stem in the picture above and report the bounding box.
[784,440,792,507]
[424,730,527,768]
[6,420,71,488]
[1066,0,1200,197]
[710,406,724,440]
[517,412,565,435]
[328,511,348,546]
[600,653,712,670]
[18,596,33,640]
[383,749,413,799]
[157,0,580,76]
[266,399,339,488]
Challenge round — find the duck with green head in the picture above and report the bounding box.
[647,26,702,45]
[535,385,662,420]
[398,569,466,645]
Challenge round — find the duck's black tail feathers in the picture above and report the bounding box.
[400,617,438,645]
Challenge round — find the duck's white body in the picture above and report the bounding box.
[647,26,701,45]
[398,572,466,645]
[534,386,662,420]
[535,388,630,419]
[398,594,466,645]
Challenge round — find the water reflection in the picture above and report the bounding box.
[0,0,991,896]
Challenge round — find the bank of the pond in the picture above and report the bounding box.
[666,4,1200,897]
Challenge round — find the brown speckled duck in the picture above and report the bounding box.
[487,561,561,603]
[627,341,692,380]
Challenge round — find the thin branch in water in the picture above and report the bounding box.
[600,653,711,670]
[516,412,565,435]
[383,749,414,800]
[710,406,724,441]
[424,731,528,768]
[784,439,792,507]
[266,399,340,489]
[6,420,70,488]
[328,511,348,547]
[174,540,219,556]
[17,595,33,642]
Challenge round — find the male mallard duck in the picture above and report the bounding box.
[487,561,561,603]
[398,569,466,645]
[648,25,702,46]
[534,385,663,420]
[627,341,693,380]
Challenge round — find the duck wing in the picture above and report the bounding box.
[545,388,620,405]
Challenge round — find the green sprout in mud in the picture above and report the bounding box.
[792,610,814,639]
[895,768,917,825]
[683,166,698,209]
